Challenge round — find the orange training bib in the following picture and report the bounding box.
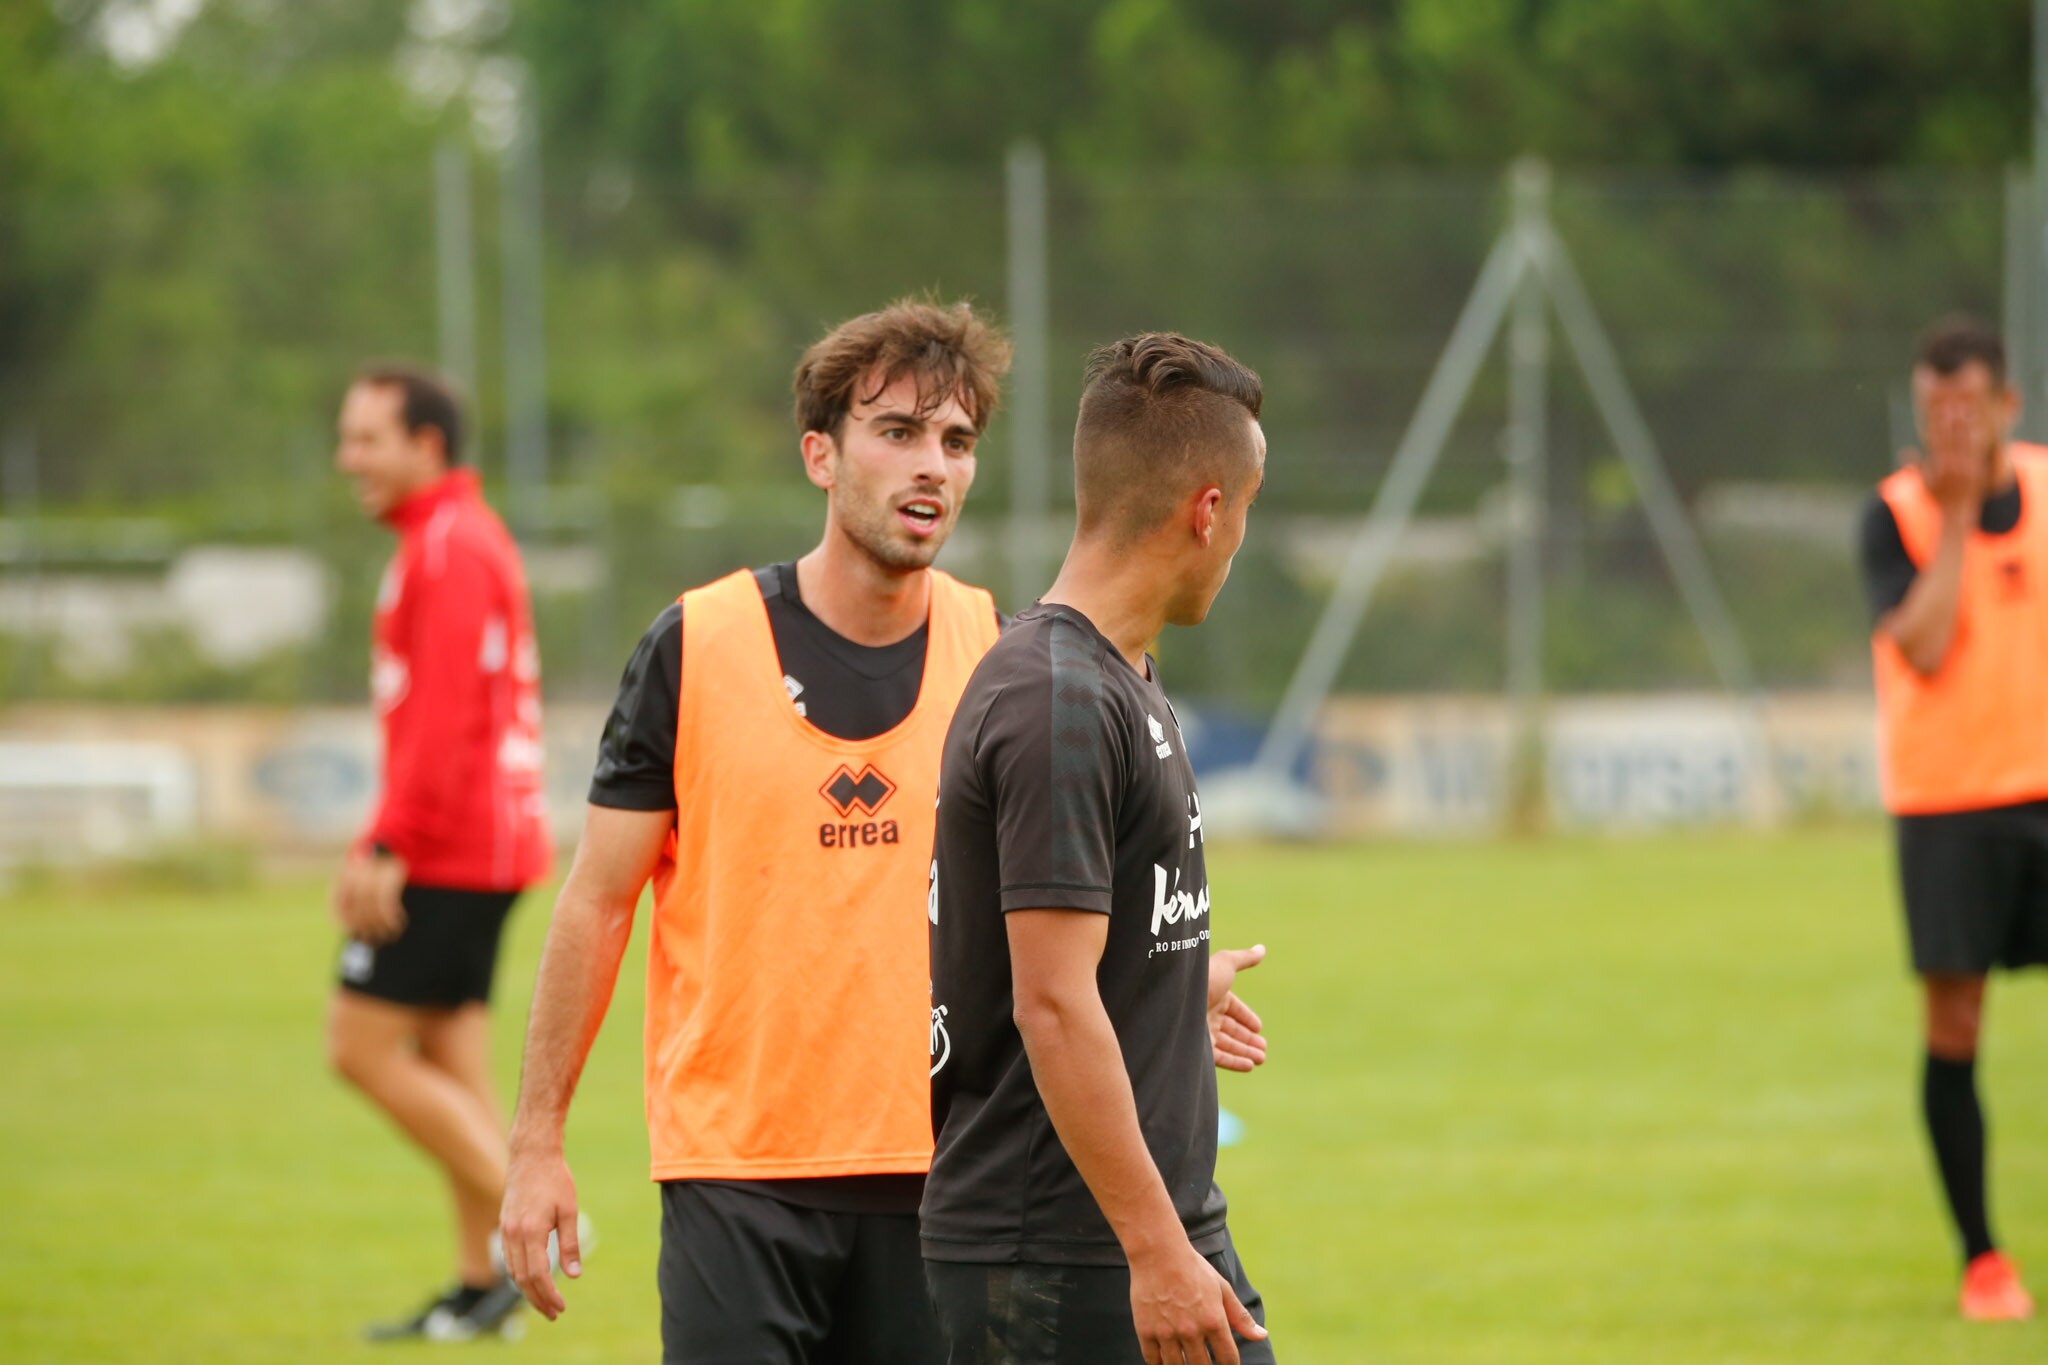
[1872,444,2048,814]
[643,567,999,1179]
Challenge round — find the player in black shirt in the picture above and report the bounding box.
[926,333,1275,1364]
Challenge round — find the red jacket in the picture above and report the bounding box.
[362,469,552,890]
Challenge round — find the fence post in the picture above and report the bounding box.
[1005,141,1050,612]
[500,82,548,536]
[1505,159,1551,820]
[435,136,478,400]
[3,423,41,700]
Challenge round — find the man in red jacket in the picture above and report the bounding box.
[327,364,552,1342]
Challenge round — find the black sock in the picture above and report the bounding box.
[1923,1052,1996,1263]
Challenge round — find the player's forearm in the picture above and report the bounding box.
[1014,986,1187,1260]
[507,882,636,1153]
[1883,513,1969,675]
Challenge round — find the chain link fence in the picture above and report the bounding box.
[0,161,2013,715]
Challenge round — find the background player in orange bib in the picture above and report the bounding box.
[1861,315,2048,1321]
[497,299,1013,1363]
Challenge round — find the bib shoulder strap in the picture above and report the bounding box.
[679,567,766,627]
[2015,449,2048,508]
[677,568,776,694]
[1878,466,1940,566]
[926,569,999,638]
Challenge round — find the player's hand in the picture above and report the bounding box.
[1914,423,1991,517]
[501,1147,585,1320]
[1208,944,1267,1073]
[1128,1238,1266,1365]
[331,849,407,944]
[1917,446,1984,515]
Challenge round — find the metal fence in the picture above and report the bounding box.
[0,156,2016,718]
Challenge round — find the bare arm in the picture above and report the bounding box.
[1880,437,1995,677]
[501,803,671,1320]
[1008,910,1265,1365]
[1878,504,1971,676]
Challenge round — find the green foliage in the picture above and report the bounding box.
[3,1,445,501]
[516,0,2029,174]
[0,1,2026,704]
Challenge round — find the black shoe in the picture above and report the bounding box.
[364,1278,525,1343]
[364,1284,464,1342]
[458,1278,527,1341]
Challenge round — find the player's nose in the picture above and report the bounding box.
[909,436,949,484]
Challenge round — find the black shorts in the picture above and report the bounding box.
[658,1180,945,1365]
[1895,806,2048,975]
[335,884,519,1007]
[924,1228,1274,1365]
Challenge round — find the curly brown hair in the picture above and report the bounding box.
[792,297,1013,438]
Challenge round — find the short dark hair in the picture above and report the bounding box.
[1072,333,1264,539]
[354,363,466,465]
[793,297,1012,438]
[1916,315,2007,387]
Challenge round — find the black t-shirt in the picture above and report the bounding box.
[1858,480,2021,626]
[923,602,1227,1266]
[587,560,940,1216]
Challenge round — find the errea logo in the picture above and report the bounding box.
[819,763,900,849]
[821,764,895,816]
[1148,714,1173,759]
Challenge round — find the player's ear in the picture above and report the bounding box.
[799,429,839,491]
[1191,485,1224,548]
[407,429,435,468]
[404,420,451,476]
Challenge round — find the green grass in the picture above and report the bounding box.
[6,831,2048,1362]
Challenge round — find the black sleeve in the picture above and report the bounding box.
[1858,494,1916,626]
[587,603,682,810]
[982,617,1123,914]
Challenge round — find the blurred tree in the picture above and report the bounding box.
[514,0,2029,173]
[2,0,446,503]
[0,0,2031,705]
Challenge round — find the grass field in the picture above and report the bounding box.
[7,830,2048,1362]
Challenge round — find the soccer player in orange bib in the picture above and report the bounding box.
[498,300,1011,1362]
[1861,315,2048,1321]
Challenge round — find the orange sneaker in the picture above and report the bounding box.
[1960,1250,2035,1321]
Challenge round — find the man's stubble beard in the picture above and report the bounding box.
[837,492,949,573]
